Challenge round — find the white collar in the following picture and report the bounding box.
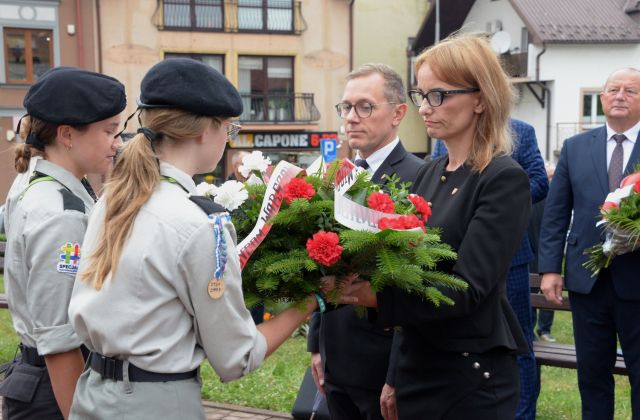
[355,137,400,174]
[606,121,640,144]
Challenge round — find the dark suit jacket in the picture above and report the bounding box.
[376,155,530,354]
[432,119,548,268]
[307,141,425,390]
[538,126,640,297]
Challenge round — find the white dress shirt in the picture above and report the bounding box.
[354,136,400,175]
[606,121,639,171]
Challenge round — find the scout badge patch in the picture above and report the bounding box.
[57,242,81,274]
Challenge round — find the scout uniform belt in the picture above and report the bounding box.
[90,353,197,382]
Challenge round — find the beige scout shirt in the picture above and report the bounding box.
[69,162,267,382]
[4,159,94,355]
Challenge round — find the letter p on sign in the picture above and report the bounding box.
[321,138,337,163]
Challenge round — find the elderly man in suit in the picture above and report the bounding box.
[431,118,548,420]
[540,67,640,420]
[307,63,425,420]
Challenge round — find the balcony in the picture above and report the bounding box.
[239,93,320,124]
[160,0,305,34]
[501,52,528,78]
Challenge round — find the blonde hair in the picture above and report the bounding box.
[415,33,514,172]
[82,108,221,289]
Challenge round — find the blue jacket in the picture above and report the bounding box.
[431,118,548,266]
[538,126,640,296]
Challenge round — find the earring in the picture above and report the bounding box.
[66,143,73,151]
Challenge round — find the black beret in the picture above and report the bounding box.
[24,67,126,125]
[138,58,243,117]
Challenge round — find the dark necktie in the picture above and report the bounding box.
[608,134,626,192]
[609,134,627,191]
[354,159,369,170]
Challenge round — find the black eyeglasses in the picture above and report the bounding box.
[335,101,396,119]
[227,121,242,142]
[408,88,480,107]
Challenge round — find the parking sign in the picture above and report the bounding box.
[320,138,337,163]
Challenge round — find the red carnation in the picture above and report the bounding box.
[284,178,316,204]
[408,194,432,222]
[367,192,395,214]
[379,215,425,232]
[306,231,343,266]
[601,201,619,214]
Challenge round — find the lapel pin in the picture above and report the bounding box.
[451,188,458,195]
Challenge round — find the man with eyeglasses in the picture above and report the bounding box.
[306,63,424,420]
[540,67,640,420]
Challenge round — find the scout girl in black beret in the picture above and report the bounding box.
[67,58,321,419]
[0,67,126,419]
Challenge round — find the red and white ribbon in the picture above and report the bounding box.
[237,160,304,269]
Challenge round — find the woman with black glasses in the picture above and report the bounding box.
[343,34,531,419]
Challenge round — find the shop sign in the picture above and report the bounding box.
[229,132,338,149]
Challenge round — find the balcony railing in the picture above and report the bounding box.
[501,52,528,78]
[555,122,603,154]
[160,0,305,34]
[239,93,320,123]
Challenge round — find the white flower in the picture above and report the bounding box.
[195,182,217,197]
[239,151,271,178]
[604,185,634,206]
[246,174,264,186]
[212,180,248,211]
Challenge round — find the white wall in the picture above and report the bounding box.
[463,0,526,53]
[530,43,640,160]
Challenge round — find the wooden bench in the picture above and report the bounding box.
[529,273,628,375]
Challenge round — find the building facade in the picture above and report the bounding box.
[352,0,430,156]
[0,0,100,201]
[411,0,640,161]
[99,0,351,182]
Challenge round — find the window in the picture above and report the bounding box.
[581,91,605,127]
[238,0,293,32]
[164,53,224,74]
[163,0,223,30]
[238,56,293,121]
[520,28,529,53]
[3,28,53,84]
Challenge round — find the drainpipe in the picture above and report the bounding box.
[96,0,102,72]
[535,42,546,81]
[349,0,354,71]
[535,43,552,160]
[76,0,85,67]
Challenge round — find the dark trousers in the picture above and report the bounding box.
[0,360,63,420]
[250,304,264,325]
[532,308,554,336]
[395,348,519,420]
[324,380,384,420]
[570,271,640,420]
[506,264,538,420]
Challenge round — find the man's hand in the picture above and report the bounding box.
[380,383,397,420]
[540,273,564,305]
[310,352,325,396]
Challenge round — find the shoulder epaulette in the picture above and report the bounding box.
[59,188,85,213]
[189,195,226,215]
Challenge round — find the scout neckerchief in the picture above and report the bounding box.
[164,175,230,299]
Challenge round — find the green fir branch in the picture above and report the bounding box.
[421,271,468,292]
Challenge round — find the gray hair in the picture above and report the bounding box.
[347,63,406,104]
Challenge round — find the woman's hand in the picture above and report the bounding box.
[340,279,378,308]
[319,273,362,305]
